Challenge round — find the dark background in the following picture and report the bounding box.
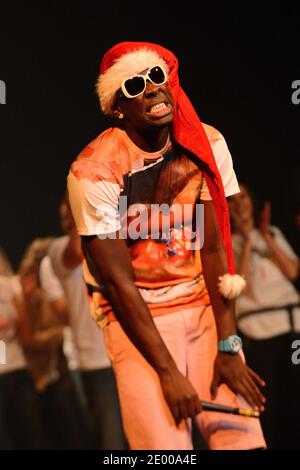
[0,2,299,269]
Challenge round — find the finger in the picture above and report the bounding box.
[179,397,196,419]
[231,375,258,410]
[185,393,202,418]
[168,401,181,426]
[243,377,265,410]
[178,401,189,419]
[175,415,182,427]
[241,376,261,408]
[237,381,257,410]
[247,366,266,387]
[245,375,266,408]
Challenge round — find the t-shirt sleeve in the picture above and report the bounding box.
[48,236,73,280]
[39,255,65,302]
[67,171,121,237]
[199,134,240,200]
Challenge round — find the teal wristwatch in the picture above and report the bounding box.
[218,335,243,354]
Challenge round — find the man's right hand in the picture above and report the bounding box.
[158,366,202,425]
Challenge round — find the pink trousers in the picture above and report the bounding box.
[103,305,266,450]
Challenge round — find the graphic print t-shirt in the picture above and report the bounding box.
[68,124,239,326]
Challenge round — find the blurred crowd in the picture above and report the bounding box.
[228,183,300,449]
[0,196,127,450]
[0,184,300,450]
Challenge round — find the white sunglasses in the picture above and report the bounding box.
[120,64,168,99]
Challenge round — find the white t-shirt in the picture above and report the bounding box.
[0,275,27,374]
[45,237,110,370]
[233,227,300,339]
[39,256,80,371]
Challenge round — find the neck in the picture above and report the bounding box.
[122,125,169,153]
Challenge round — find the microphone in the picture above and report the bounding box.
[201,401,260,418]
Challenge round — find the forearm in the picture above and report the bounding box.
[201,247,237,340]
[103,279,176,374]
[264,233,299,280]
[201,200,237,339]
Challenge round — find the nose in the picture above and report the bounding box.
[144,81,160,98]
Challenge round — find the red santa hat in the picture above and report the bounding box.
[97,41,245,299]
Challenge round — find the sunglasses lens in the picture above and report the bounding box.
[148,66,166,84]
[124,76,145,97]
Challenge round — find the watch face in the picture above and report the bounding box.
[231,337,241,352]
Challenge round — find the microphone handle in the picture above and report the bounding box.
[201,401,260,418]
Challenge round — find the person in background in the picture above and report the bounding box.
[0,274,42,449]
[39,253,93,447]
[17,238,87,449]
[40,196,127,450]
[229,182,300,449]
[0,246,14,277]
[286,202,300,292]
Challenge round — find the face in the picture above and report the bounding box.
[229,184,254,222]
[115,68,174,134]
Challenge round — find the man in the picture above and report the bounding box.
[68,41,266,450]
[41,197,126,449]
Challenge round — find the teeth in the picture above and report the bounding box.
[150,102,167,113]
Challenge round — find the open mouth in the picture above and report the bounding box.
[147,102,172,118]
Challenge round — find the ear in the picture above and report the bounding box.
[113,105,125,120]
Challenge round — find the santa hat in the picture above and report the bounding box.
[97,42,245,300]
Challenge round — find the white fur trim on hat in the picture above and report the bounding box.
[96,48,169,115]
[218,274,246,299]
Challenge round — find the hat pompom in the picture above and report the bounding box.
[218,274,246,299]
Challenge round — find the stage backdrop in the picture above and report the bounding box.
[0,2,299,268]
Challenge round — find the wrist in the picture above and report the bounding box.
[155,358,178,378]
[218,334,243,354]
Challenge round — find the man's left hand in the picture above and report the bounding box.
[210,352,266,411]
